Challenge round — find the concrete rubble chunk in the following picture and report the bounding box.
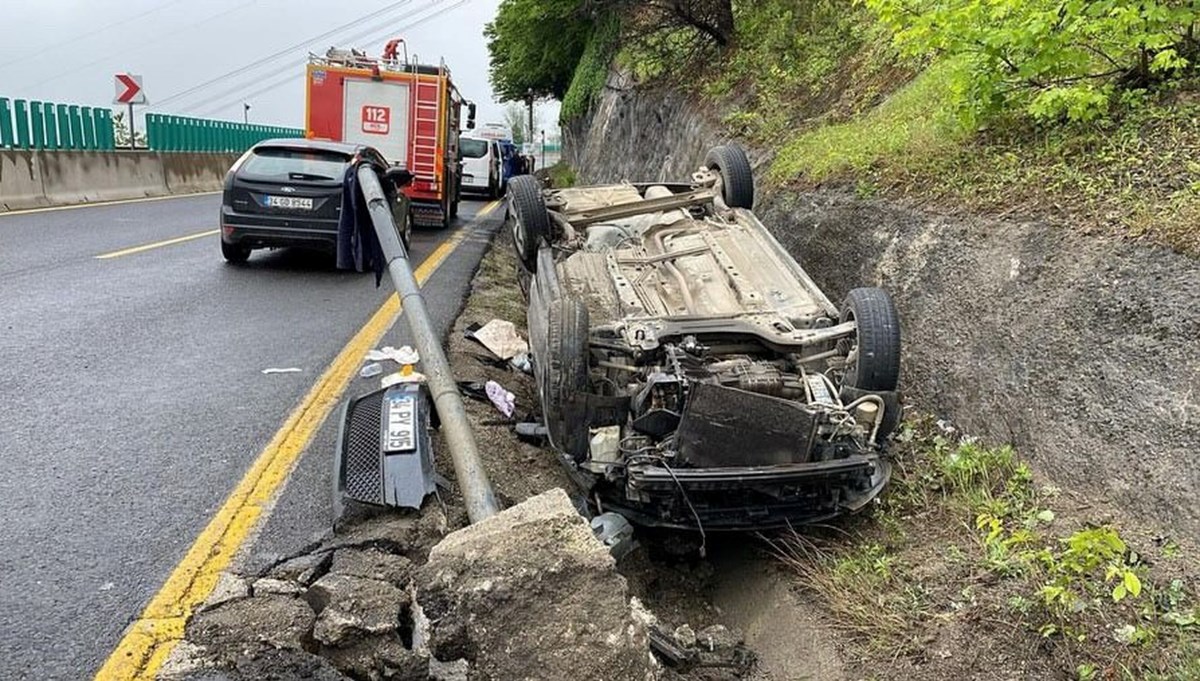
[201,572,250,611]
[307,573,408,647]
[418,488,659,680]
[252,577,306,597]
[187,595,315,653]
[268,550,333,586]
[330,547,415,586]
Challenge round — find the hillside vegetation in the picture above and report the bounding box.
[486,0,1200,255]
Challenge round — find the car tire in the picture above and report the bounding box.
[401,211,414,252]
[508,175,550,272]
[705,144,755,210]
[541,296,591,463]
[221,239,251,264]
[840,288,901,392]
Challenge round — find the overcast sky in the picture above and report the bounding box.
[0,0,559,133]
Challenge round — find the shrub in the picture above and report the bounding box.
[866,0,1200,122]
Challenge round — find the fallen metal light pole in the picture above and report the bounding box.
[357,165,500,523]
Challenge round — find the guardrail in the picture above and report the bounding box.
[0,97,116,150]
[145,114,303,153]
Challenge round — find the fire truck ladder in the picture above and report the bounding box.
[410,60,443,195]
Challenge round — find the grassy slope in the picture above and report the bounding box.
[715,3,1200,256]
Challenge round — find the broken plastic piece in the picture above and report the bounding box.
[382,369,427,388]
[591,512,636,561]
[509,352,533,374]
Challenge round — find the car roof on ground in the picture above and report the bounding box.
[252,138,370,156]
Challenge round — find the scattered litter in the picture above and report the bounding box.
[484,380,515,418]
[458,381,489,402]
[381,368,427,388]
[366,345,420,366]
[514,422,548,443]
[261,367,302,375]
[99,582,115,592]
[509,352,533,375]
[359,362,383,378]
[464,320,528,360]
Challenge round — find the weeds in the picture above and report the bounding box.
[772,418,1200,677]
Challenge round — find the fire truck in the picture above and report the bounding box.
[305,39,475,228]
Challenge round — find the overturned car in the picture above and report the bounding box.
[508,145,900,530]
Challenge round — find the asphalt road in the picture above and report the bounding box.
[0,193,503,680]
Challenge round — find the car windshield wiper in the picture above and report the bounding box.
[287,172,336,181]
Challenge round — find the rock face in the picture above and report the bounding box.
[418,488,659,681]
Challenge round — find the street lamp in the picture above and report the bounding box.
[243,103,251,125]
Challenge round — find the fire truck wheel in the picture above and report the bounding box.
[509,175,550,272]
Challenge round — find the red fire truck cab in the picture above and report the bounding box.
[305,40,474,228]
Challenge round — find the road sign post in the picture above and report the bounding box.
[114,73,147,150]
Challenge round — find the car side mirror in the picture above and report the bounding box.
[384,167,414,188]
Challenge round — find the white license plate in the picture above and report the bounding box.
[266,196,314,210]
[384,395,416,452]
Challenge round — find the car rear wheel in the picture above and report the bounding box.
[508,175,550,272]
[540,297,591,463]
[840,288,901,392]
[704,144,755,210]
[221,239,251,264]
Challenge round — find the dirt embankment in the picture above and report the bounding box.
[564,73,1200,546]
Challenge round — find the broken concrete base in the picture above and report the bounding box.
[418,488,659,680]
[165,489,658,681]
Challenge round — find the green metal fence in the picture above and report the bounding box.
[1,95,302,153]
[0,97,114,150]
[145,114,303,153]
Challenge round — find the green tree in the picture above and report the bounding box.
[485,0,596,101]
[868,0,1200,122]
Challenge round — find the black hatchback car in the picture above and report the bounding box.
[219,139,413,263]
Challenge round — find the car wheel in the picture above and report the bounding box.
[401,211,414,252]
[540,297,591,463]
[705,144,755,210]
[508,175,550,272]
[840,288,901,392]
[221,239,251,264]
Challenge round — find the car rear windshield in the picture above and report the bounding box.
[240,147,351,182]
[461,138,488,159]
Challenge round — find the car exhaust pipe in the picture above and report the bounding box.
[356,165,500,523]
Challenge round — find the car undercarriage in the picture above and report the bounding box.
[508,145,901,530]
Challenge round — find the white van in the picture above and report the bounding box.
[460,135,502,198]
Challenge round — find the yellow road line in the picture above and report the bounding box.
[95,228,473,680]
[478,199,501,217]
[95,229,219,260]
[1,191,221,218]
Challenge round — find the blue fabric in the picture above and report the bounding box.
[335,163,386,286]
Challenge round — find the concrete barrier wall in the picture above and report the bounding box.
[0,152,45,210]
[0,150,240,211]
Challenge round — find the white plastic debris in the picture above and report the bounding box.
[261,367,302,374]
[382,370,427,387]
[359,362,383,378]
[366,345,421,366]
[470,320,529,360]
[484,380,516,418]
[509,352,533,375]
